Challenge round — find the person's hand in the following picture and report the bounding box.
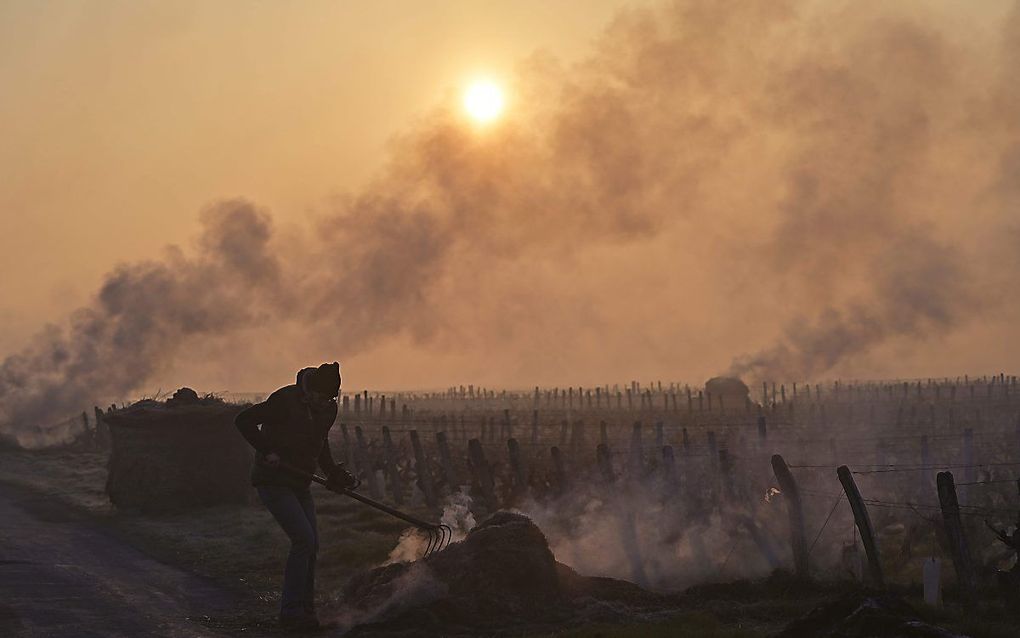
[328,466,357,490]
[264,452,281,468]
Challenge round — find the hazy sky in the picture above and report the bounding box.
[2,0,1018,410]
[0,0,627,357]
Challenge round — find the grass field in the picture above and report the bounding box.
[2,448,1019,637]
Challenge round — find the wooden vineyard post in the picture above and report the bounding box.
[961,428,974,506]
[468,438,497,510]
[339,423,356,470]
[559,420,568,447]
[655,421,664,450]
[550,446,568,495]
[662,445,678,491]
[936,471,976,605]
[569,420,584,456]
[681,427,690,455]
[596,427,648,585]
[599,420,608,447]
[503,409,513,441]
[771,455,809,579]
[79,411,92,449]
[93,406,109,449]
[410,429,436,509]
[707,431,718,463]
[836,465,884,588]
[628,422,643,479]
[507,438,527,500]
[757,416,767,447]
[531,410,539,446]
[436,431,459,491]
[381,426,404,505]
[597,443,616,482]
[355,426,381,499]
[920,435,934,494]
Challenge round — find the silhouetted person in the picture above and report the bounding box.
[235,362,355,631]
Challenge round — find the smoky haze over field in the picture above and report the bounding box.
[2,0,1019,444]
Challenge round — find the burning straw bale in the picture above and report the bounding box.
[104,390,252,511]
[704,376,751,405]
[336,511,672,636]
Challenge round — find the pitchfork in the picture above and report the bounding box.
[278,461,453,558]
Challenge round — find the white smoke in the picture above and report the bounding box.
[385,487,477,565]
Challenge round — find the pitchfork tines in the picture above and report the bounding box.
[422,523,453,558]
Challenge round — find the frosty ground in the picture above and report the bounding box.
[0,449,1017,637]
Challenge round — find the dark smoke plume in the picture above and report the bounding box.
[0,202,279,445]
[3,0,1020,445]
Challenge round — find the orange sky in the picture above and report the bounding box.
[2,0,1019,402]
[0,0,626,358]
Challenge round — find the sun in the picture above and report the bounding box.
[463,80,505,124]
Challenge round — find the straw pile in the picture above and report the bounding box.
[104,389,252,511]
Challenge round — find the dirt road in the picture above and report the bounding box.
[0,483,249,637]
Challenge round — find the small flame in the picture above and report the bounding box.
[764,487,782,503]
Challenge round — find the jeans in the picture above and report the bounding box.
[257,485,318,618]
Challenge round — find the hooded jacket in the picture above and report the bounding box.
[235,364,341,488]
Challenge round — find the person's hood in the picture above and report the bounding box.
[297,362,341,398]
[296,367,316,387]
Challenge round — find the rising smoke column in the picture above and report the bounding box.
[3,0,1020,444]
[0,201,282,446]
[728,10,983,382]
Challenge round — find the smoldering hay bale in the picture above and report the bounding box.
[344,512,560,616]
[704,376,750,403]
[103,393,253,511]
[336,511,670,636]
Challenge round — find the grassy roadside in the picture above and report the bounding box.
[0,449,411,615]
